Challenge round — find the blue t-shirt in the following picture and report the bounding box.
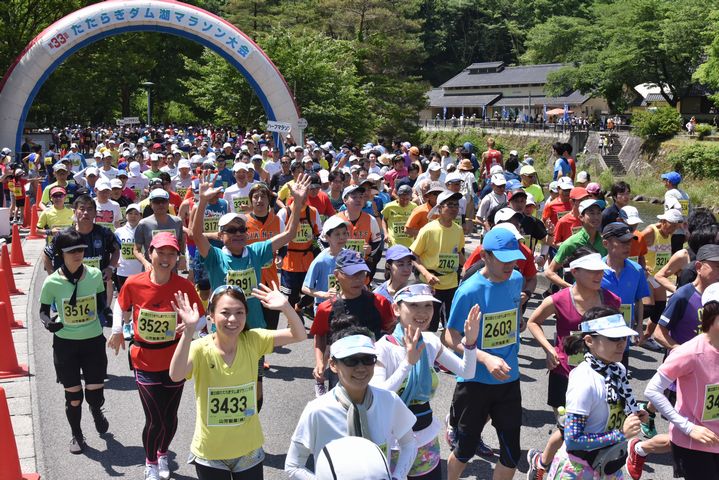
[659,283,703,345]
[447,269,523,385]
[601,258,650,328]
[553,157,570,180]
[201,240,273,329]
[373,281,393,303]
[303,249,339,308]
[216,168,235,189]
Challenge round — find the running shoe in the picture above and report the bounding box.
[444,414,456,449]
[641,414,657,439]
[157,454,170,480]
[314,382,327,398]
[69,435,85,454]
[526,448,546,480]
[476,436,495,457]
[122,323,133,340]
[626,437,646,480]
[642,337,663,352]
[90,407,109,434]
[144,464,160,480]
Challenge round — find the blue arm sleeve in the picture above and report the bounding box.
[564,413,625,451]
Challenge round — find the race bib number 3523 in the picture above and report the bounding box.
[481,309,518,350]
[207,383,256,427]
[136,309,177,343]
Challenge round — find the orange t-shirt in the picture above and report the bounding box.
[337,210,374,257]
[246,212,282,286]
[630,230,649,260]
[405,203,434,233]
[553,212,583,244]
[117,272,205,372]
[282,205,320,272]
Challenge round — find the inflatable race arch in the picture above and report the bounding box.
[0,0,302,154]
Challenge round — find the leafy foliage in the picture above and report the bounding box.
[695,124,713,140]
[631,107,683,140]
[667,143,719,179]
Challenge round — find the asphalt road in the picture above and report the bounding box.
[31,258,675,479]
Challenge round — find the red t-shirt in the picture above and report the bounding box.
[542,198,572,226]
[287,191,336,219]
[169,191,182,212]
[483,149,503,177]
[553,212,583,244]
[118,272,205,372]
[567,157,576,181]
[310,292,395,338]
[463,242,537,279]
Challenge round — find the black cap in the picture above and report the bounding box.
[697,244,719,262]
[601,222,636,241]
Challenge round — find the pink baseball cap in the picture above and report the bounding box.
[149,231,179,252]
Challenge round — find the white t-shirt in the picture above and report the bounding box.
[95,199,121,228]
[223,182,256,213]
[263,159,281,178]
[99,166,119,181]
[290,385,416,464]
[566,361,625,434]
[114,224,143,277]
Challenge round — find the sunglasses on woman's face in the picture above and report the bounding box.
[338,355,377,367]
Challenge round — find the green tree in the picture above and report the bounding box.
[694,12,719,106]
[523,0,716,112]
[183,27,373,143]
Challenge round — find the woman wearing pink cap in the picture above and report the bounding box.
[109,231,205,480]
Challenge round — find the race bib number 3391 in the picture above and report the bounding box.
[481,309,518,350]
[207,383,256,427]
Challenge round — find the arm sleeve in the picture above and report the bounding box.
[284,440,315,480]
[645,371,695,436]
[371,352,412,393]
[436,345,476,379]
[564,413,625,451]
[392,418,418,480]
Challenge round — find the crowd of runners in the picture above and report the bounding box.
[2,126,719,480]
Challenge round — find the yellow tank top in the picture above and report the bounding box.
[646,224,672,275]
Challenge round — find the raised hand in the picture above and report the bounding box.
[199,174,223,202]
[171,290,200,336]
[404,324,426,365]
[252,281,290,312]
[464,304,480,346]
[290,173,311,204]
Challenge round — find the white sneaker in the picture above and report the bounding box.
[643,337,664,352]
[144,464,160,480]
[157,455,170,480]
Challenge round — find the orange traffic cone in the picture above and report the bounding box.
[1,245,23,295]
[10,225,30,267]
[0,387,40,479]
[0,279,23,329]
[0,306,28,379]
[21,200,30,228]
[25,206,44,240]
[34,182,42,207]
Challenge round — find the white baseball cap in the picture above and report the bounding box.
[491,173,507,186]
[558,177,574,190]
[657,209,684,224]
[95,180,112,191]
[621,206,643,225]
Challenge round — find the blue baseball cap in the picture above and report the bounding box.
[386,245,415,262]
[482,228,524,263]
[661,171,682,186]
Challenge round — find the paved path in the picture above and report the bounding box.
[27,263,676,479]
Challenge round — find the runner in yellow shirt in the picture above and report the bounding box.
[381,184,417,247]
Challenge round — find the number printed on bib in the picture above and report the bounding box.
[207,383,256,426]
[606,402,626,431]
[62,295,97,325]
[136,309,177,343]
[391,222,408,238]
[204,216,220,233]
[294,223,313,243]
[481,309,518,349]
[437,253,459,275]
[233,197,250,212]
[121,243,135,260]
[702,384,719,422]
[346,239,364,254]
[226,268,257,296]
[83,257,101,270]
[679,199,689,217]
[655,252,670,269]
[328,274,339,292]
[557,210,570,219]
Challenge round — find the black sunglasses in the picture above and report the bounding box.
[338,355,377,367]
[222,226,248,235]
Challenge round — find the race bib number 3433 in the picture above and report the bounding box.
[481,309,518,350]
[207,383,256,427]
[136,309,177,343]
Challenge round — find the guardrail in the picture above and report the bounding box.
[417,118,633,133]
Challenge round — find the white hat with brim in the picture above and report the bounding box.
[568,253,612,271]
[61,244,89,253]
[218,212,247,228]
[580,314,638,338]
[657,209,684,224]
[342,185,365,199]
[330,334,376,359]
[126,203,142,214]
[621,206,643,225]
[393,284,441,304]
[321,216,350,240]
[701,282,719,306]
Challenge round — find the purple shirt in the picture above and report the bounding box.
[659,283,703,345]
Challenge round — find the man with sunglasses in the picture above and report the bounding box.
[411,190,465,332]
[37,185,75,245]
[39,162,77,210]
[133,188,185,272]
